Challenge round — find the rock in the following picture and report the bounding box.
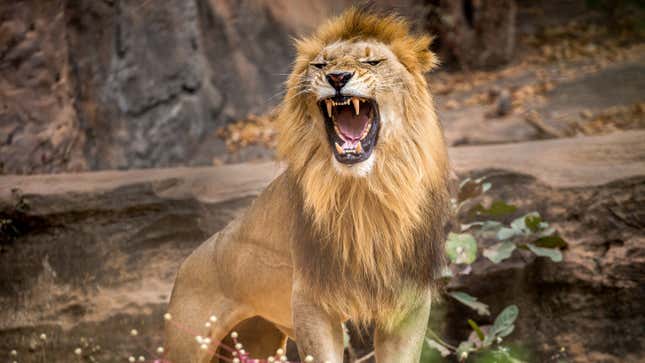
[0,0,359,174]
[2,0,528,174]
[0,132,643,362]
[0,1,88,174]
[428,0,517,69]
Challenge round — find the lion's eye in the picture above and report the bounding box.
[311,62,327,69]
[363,60,383,66]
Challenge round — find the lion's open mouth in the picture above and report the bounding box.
[318,95,380,164]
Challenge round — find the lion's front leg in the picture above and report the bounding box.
[292,278,344,363]
[374,292,432,363]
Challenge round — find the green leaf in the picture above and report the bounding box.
[496,324,515,338]
[468,319,485,342]
[491,305,519,338]
[483,241,517,263]
[538,226,556,237]
[446,233,478,265]
[461,220,502,232]
[449,291,490,316]
[524,214,542,232]
[497,227,519,241]
[533,235,568,249]
[472,200,518,217]
[526,243,563,262]
[425,338,452,357]
[510,212,540,234]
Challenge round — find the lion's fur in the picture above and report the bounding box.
[165,10,452,361]
[276,8,451,327]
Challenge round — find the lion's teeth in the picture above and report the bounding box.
[335,142,345,155]
[352,97,360,115]
[360,122,371,139]
[356,142,363,153]
[325,100,333,118]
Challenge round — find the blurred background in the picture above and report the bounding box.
[1,0,642,174]
[0,1,644,363]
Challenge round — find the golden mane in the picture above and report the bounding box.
[276,8,450,324]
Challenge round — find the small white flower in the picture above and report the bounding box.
[460,351,468,360]
[209,315,217,322]
[74,348,82,355]
[10,350,17,356]
[156,346,164,354]
[205,322,211,328]
[195,336,203,344]
[268,357,275,362]
[235,343,243,350]
[230,331,238,339]
[239,349,246,354]
[200,344,208,350]
[276,348,284,355]
[128,356,136,362]
[130,329,138,336]
[280,356,288,362]
[305,355,314,362]
[163,313,172,321]
[204,338,212,345]
[138,356,145,362]
[232,359,240,363]
[496,336,503,343]
[40,333,47,341]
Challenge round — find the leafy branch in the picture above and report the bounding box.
[426,176,568,362]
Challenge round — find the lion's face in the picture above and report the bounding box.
[304,40,411,176]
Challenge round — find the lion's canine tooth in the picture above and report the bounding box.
[356,141,363,153]
[352,97,360,115]
[325,100,333,118]
[335,142,345,155]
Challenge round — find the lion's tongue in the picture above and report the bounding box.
[336,107,368,141]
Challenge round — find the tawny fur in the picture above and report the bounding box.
[277,8,450,327]
[165,8,451,363]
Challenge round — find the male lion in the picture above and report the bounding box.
[165,8,450,363]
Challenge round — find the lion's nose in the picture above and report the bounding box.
[326,72,354,92]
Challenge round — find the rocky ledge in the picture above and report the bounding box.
[0,131,643,362]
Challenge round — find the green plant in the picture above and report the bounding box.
[425,176,568,362]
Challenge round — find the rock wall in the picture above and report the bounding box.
[1,0,511,175]
[0,0,354,174]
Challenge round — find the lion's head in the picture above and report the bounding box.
[277,8,450,299]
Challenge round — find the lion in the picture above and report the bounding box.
[165,8,451,363]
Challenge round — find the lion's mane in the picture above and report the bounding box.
[276,8,451,327]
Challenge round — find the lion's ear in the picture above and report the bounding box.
[392,35,438,73]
